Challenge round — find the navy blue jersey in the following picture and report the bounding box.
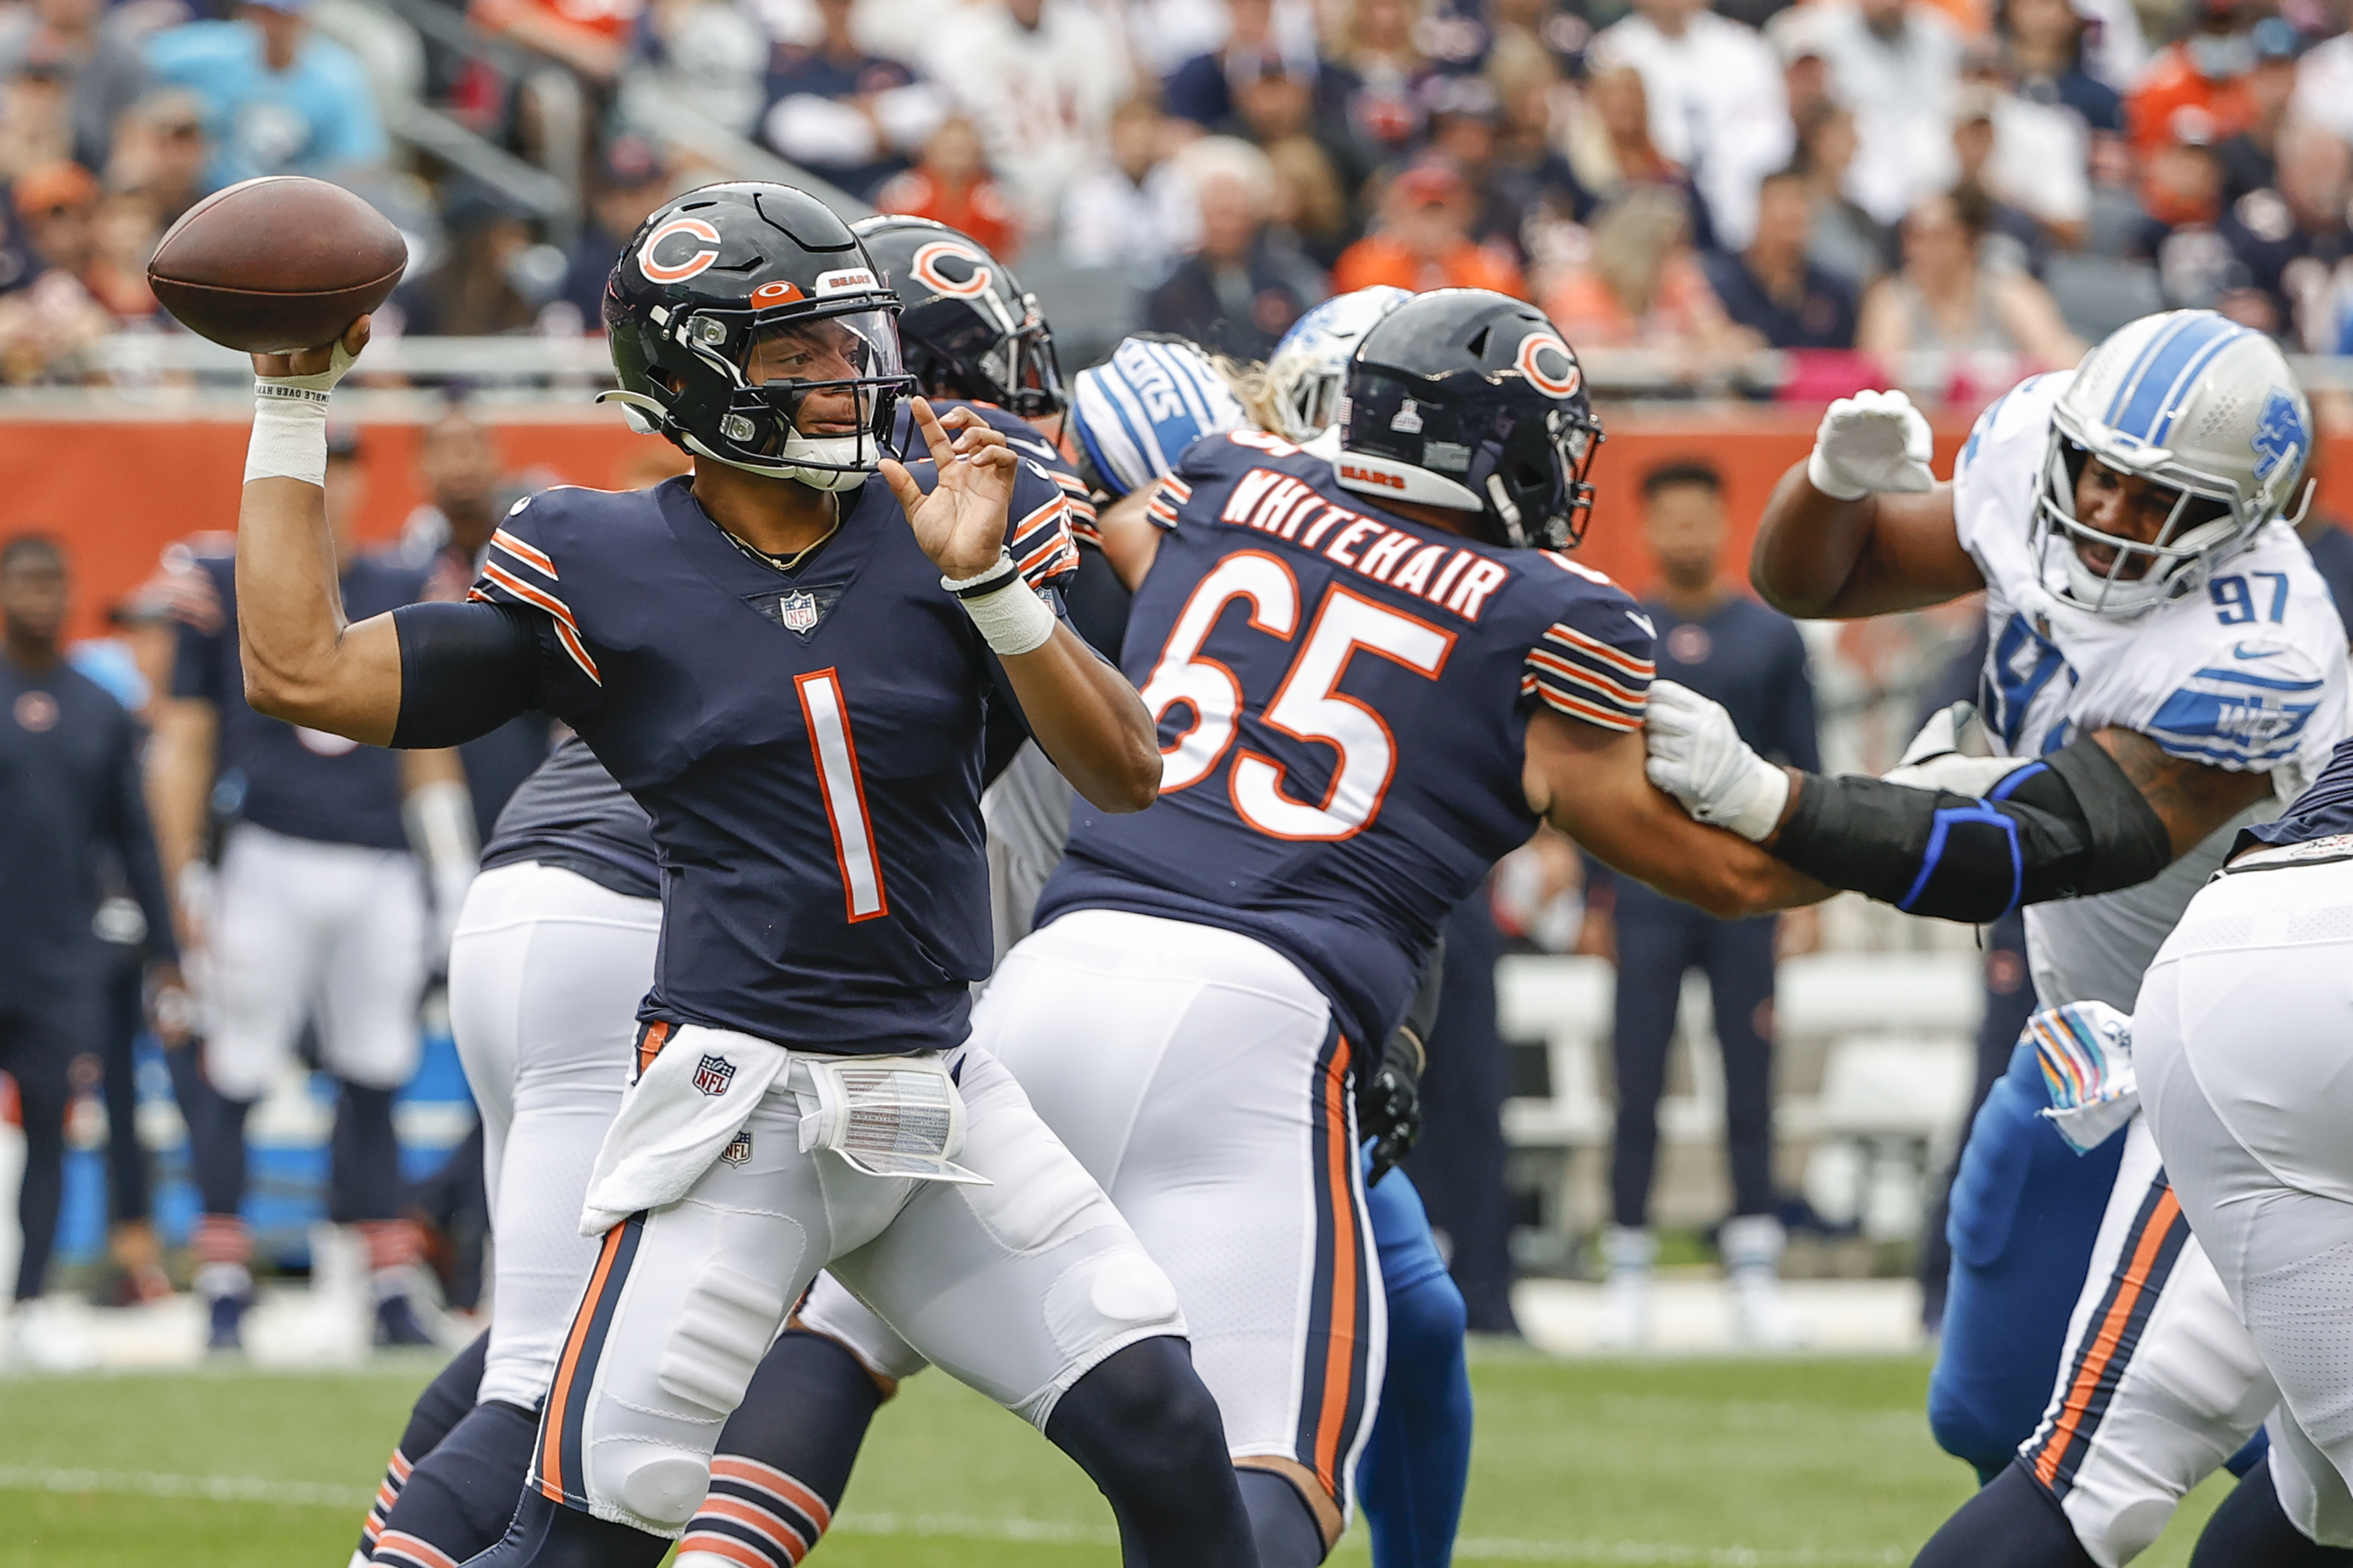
[2244,735,2353,851]
[467,461,1081,1053]
[480,734,658,899]
[173,550,430,851]
[0,653,176,997]
[1642,594,1819,772]
[1040,429,1657,1049]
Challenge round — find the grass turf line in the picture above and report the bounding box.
[0,1354,2231,1567]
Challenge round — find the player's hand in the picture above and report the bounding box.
[250,315,370,388]
[1642,680,1791,841]
[882,397,1019,579]
[1807,388,1935,499]
[147,960,195,1047]
[1357,1026,1425,1187]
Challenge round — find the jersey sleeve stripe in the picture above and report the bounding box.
[479,561,584,637]
[1527,645,1648,706]
[1017,534,1078,585]
[1521,673,1643,731]
[490,529,559,580]
[1010,497,1067,548]
[1161,475,1193,501]
[1544,622,1654,679]
[551,618,603,685]
[2188,667,2326,693]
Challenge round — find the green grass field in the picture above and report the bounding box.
[0,1348,2236,1567]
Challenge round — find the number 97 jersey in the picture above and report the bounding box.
[1039,429,1658,1051]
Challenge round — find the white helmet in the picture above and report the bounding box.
[2034,309,2314,616]
[1264,285,1414,441]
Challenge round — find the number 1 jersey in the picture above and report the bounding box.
[1041,429,1659,1050]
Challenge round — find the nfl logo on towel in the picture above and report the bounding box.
[779,590,821,634]
[692,1054,737,1096]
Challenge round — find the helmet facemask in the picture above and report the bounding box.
[2030,425,2250,616]
[904,290,1065,420]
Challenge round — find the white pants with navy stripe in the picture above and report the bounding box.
[2134,852,2353,1551]
[446,861,662,1411]
[204,823,427,1101]
[802,907,1386,1527]
[532,1022,1183,1536]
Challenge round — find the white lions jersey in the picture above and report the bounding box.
[1952,371,2352,1008]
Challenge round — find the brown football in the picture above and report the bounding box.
[147,176,407,354]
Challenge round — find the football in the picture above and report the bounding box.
[146,175,407,354]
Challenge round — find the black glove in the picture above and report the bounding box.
[1356,1022,1425,1188]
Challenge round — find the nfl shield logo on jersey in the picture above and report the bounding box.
[692,1054,737,1096]
[779,590,821,634]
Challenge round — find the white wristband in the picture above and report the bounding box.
[945,554,1057,657]
[1726,762,1792,841]
[245,388,329,487]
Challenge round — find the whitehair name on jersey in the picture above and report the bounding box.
[1954,371,2350,798]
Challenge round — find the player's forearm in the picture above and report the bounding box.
[235,476,402,742]
[145,700,214,891]
[1000,626,1160,813]
[1749,462,1882,619]
[1093,489,1163,592]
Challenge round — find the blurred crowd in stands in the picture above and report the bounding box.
[0,0,2346,392]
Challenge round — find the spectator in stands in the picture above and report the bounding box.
[875,114,1022,260]
[0,55,75,183]
[143,0,385,191]
[1146,135,1321,358]
[2131,116,2231,306]
[401,188,543,336]
[1587,0,1792,248]
[1601,458,1818,1352]
[2126,0,2258,155]
[1239,60,1356,267]
[1708,165,1861,349]
[1949,85,2065,269]
[2215,17,2303,202]
[82,187,157,323]
[759,0,934,202]
[1164,0,1319,132]
[1483,34,1593,266]
[1060,96,1193,281]
[2215,118,2353,349]
[1997,0,2122,136]
[0,161,116,379]
[1803,0,1966,229]
[2292,0,2353,146]
[1773,11,1835,126]
[0,0,145,177]
[557,134,669,329]
[1330,156,1526,296]
[1857,185,2084,364]
[1955,44,2091,251]
[1794,100,1890,286]
[922,0,1129,235]
[1541,186,1749,381]
[470,0,637,82]
[1326,0,1429,165]
[104,90,207,229]
[643,0,766,137]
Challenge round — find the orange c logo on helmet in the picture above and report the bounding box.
[911,240,993,299]
[638,217,723,285]
[752,280,805,306]
[1515,333,1583,399]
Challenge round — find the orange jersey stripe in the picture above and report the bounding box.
[480,562,582,637]
[1545,622,1654,679]
[2033,1188,2184,1488]
[491,529,557,579]
[1526,647,1646,708]
[540,1222,628,1499]
[551,619,603,685]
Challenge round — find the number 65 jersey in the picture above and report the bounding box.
[1040,429,1658,1051]
[1956,370,2351,1007]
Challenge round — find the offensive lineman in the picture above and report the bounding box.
[231,183,1259,1568]
[1636,311,2351,1565]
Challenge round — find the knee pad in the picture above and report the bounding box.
[657,1261,791,1419]
[1043,1247,1185,1366]
[597,1446,712,1534]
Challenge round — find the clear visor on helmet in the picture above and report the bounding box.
[742,309,904,430]
[2034,438,2235,610]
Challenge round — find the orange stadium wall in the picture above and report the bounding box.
[18,409,2353,644]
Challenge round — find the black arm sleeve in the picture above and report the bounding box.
[389,601,541,749]
[1768,733,2173,923]
[1396,934,1445,1059]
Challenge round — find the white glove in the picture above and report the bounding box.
[2028,1001,2138,1154]
[1642,679,1791,841]
[1807,388,1936,500]
[1882,699,2037,796]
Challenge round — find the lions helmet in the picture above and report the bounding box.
[1339,289,1603,551]
[602,183,911,491]
[850,215,1067,419]
[2035,309,2315,615]
[1068,335,1247,498]
[1263,284,1413,442]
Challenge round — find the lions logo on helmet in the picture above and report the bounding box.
[602,183,912,490]
[851,216,1066,419]
[1337,289,1604,552]
[1264,285,1413,442]
[2035,309,2315,615]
